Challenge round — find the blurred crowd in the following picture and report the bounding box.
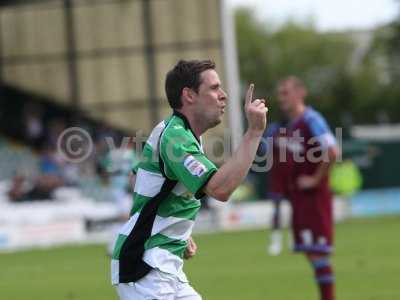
[6,102,137,204]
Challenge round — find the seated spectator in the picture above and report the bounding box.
[7,173,62,202]
[7,145,65,202]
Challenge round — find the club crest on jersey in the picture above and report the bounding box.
[183,155,207,177]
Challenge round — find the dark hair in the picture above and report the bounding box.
[165,59,216,109]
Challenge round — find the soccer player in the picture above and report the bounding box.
[277,76,338,300]
[106,142,138,255]
[258,119,289,255]
[111,60,268,300]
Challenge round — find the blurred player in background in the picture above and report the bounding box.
[277,76,338,300]
[258,118,289,255]
[106,140,138,255]
[111,60,268,300]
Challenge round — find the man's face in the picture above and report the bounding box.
[277,80,305,115]
[193,69,227,128]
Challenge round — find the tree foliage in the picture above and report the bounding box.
[235,6,400,125]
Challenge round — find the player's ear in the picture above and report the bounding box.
[182,87,196,105]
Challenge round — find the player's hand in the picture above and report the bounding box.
[184,236,197,259]
[245,84,268,134]
[297,175,318,190]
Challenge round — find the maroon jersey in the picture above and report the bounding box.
[284,107,337,254]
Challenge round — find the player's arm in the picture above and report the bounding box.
[204,84,267,202]
[313,146,338,182]
[298,146,338,189]
[257,122,278,157]
[130,156,139,191]
[129,172,136,190]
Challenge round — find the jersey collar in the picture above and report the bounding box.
[172,110,200,144]
[289,106,312,128]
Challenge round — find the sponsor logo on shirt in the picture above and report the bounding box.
[183,155,207,177]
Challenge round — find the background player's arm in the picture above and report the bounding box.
[129,172,136,190]
[204,84,267,202]
[298,146,338,189]
[314,146,338,181]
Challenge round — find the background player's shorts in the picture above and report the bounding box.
[290,189,333,254]
[115,269,202,300]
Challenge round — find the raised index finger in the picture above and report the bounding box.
[245,83,254,106]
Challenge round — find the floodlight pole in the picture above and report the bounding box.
[220,0,243,151]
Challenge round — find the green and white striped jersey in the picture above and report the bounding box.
[111,111,218,284]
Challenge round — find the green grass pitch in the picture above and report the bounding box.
[0,216,399,300]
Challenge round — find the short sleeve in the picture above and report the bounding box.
[160,132,217,199]
[307,114,336,149]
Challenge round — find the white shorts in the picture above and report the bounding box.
[115,269,202,300]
